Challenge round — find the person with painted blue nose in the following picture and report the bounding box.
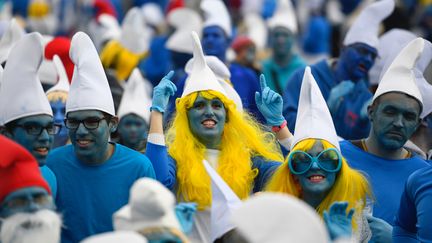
[0,33,57,199]
[46,32,156,243]
[340,38,431,243]
[283,0,395,140]
[0,135,61,243]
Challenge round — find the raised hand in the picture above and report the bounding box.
[151,71,177,113]
[175,202,197,234]
[323,201,354,241]
[327,80,355,114]
[367,215,392,243]
[255,74,285,126]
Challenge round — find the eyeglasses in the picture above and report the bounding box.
[288,148,342,175]
[1,194,53,212]
[64,117,109,130]
[14,124,61,135]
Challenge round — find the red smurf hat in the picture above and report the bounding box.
[45,36,74,83]
[0,135,51,202]
[231,36,254,53]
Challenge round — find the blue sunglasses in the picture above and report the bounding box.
[288,148,342,175]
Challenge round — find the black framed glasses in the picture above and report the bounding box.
[14,124,61,135]
[64,117,110,130]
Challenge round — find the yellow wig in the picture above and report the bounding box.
[100,40,148,81]
[266,138,372,229]
[46,91,68,103]
[167,90,283,209]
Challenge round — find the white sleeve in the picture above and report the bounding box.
[147,133,165,146]
[278,136,294,151]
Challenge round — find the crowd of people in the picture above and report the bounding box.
[0,0,431,242]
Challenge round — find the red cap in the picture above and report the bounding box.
[166,0,185,14]
[0,135,51,203]
[93,0,117,19]
[45,37,74,83]
[231,36,255,53]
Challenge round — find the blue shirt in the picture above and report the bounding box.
[393,166,432,242]
[283,60,371,140]
[340,140,429,224]
[47,144,156,243]
[40,165,57,199]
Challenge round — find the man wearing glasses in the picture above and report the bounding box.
[0,33,58,199]
[45,32,156,243]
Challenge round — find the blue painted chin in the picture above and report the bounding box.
[0,187,54,218]
[202,25,230,62]
[295,170,337,196]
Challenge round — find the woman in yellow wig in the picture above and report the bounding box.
[256,67,372,242]
[145,32,283,243]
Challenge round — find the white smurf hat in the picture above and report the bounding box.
[0,18,25,64]
[267,0,298,34]
[181,31,227,98]
[81,231,147,243]
[120,7,151,54]
[343,0,395,48]
[46,55,70,94]
[113,178,182,232]
[67,32,115,116]
[372,38,428,108]
[200,0,232,37]
[0,32,52,125]
[117,68,152,123]
[291,67,340,151]
[166,7,202,54]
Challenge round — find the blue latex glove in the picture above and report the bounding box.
[367,215,393,243]
[327,80,355,114]
[323,201,354,241]
[175,202,197,234]
[255,74,285,126]
[151,70,177,113]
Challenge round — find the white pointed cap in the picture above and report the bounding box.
[181,32,227,98]
[343,0,395,48]
[200,0,232,37]
[369,29,417,85]
[81,231,148,243]
[267,0,298,34]
[117,68,152,123]
[120,7,151,54]
[231,193,328,243]
[244,13,268,49]
[98,14,121,43]
[166,8,202,54]
[185,55,243,111]
[373,38,426,108]
[292,67,339,151]
[203,160,242,241]
[67,32,115,116]
[46,55,70,94]
[141,3,164,27]
[413,40,432,118]
[0,32,52,125]
[0,18,25,64]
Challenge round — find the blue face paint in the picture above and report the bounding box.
[371,93,421,150]
[202,26,230,62]
[9,115,54,166]
[187,94,226,149]
[118,114,148,150]
[0,187,54,218]
[66,110,114,164]
[50,99,69,148]
[293,140,337,207]
[270,26,294,59]
[337,43,377,82]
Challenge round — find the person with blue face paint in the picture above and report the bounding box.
[0,135,61,243]
[0,33,58,199]
[283,0,395,140]
[339,38,432,243]
[46,32,156,243]
[116,69,152,153]
[262,67,372,242]
[146,32,283,243]
[261,0,306,96]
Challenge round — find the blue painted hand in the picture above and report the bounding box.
[175,202,197,234]
[151,71,177,113]
[327,80,355,114]
[255,74,285,126]
[323,201,354,241]
[367,215,392,243]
